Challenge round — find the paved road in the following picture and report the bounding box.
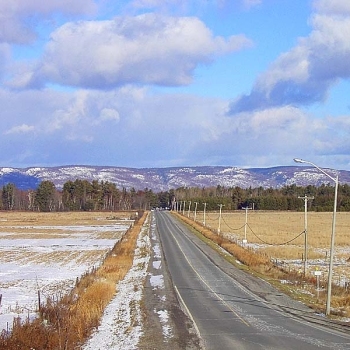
[155,210,350,350]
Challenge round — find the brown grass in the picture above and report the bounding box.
[199,210,350,247]
[0,210,133,222]
[0,211,148,350]
[196,210,350,289]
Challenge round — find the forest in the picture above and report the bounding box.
[1,179,350,212]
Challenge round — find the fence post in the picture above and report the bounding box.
[38,290,41,313]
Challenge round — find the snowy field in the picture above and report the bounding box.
[0,212,133,332]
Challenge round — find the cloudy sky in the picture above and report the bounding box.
[1,0,350,170]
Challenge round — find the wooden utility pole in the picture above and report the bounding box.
[298,195,314,275]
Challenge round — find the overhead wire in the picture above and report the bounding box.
[221,215,246,231]
[246,223,305,246]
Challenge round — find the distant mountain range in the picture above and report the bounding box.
[0,165,348,191]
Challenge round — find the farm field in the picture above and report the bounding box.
[193,210,350,287]
[0,211,134,333]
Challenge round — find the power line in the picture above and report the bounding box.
[247,223,305,246]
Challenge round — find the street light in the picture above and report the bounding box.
[294,158,338,316]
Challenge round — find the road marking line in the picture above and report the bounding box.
[169,228,250,327]
[174,285,202,338]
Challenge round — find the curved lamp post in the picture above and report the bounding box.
[294,158,338,316]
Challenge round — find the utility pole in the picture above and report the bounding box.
[203,203,207,226]
[242,206,252,244]
[298,195,314,276]
[218,204,224,234]
[188,201,191,217]
[194,202,198,222]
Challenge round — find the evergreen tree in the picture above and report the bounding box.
[2,183,15,210]
[35,181,56,212]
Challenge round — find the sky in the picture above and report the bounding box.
[1,0,350,171]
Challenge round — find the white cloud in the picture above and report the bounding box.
[0,0,97,44]
[129,0,262,12]
[313,0,350,15]
[244,106,307,133]
[0,85,349,169]
[129,0,189,12]
[1,0,349,171]
[18,13,251,89]
[229,0,350,113]
[47,90,90,133]
[308,14,350,78]
[213,105,350,169]
[98,108,120,123]
[4,124,35,135]
[242,0,261,9]
[0,44,11,79]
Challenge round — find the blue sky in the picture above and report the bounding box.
[1,0,350,171]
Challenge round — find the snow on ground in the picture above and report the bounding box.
[83,212,174,349]
[83,215,151,350]
[0,212,176,347]
[148,216,173,340]
[0,223,130,332]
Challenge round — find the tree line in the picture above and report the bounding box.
[1,180,349,212]
[173,183,350,212]
[1,180,158,212]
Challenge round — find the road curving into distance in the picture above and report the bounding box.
[155,210,350,350]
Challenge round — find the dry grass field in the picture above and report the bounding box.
[191,210,350,287]
[0,211,135,333]
[0,211,133,227]
[0,210,148,349]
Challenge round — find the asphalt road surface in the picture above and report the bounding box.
[155,210,350,350]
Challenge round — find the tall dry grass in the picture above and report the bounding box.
[199,210,350,248]
[0,211,148,350]
[0,211,134,226]
[196,210,350,263]
[176,213,276,274]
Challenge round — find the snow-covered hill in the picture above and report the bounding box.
[0,165,348,191]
